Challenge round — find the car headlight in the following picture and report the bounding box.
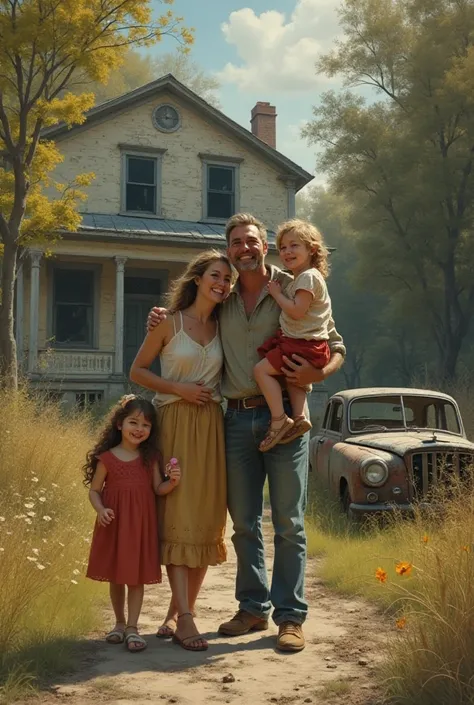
[360,458,389,487]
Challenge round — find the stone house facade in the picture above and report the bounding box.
[16,74,312,407]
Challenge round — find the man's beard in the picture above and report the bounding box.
[233,252,264,272]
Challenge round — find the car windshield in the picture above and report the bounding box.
[349,395,462,435]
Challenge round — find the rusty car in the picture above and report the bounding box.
[309,387,474,520]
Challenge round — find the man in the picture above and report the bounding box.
[149,213,345,652]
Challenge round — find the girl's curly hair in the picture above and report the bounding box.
[276,219,330,279]
[82,395,159,486]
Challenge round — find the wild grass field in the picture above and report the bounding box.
[306,378,474,704]
[0,390,106,702]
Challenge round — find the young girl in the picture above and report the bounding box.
[254,219,333,452]
[83,394,181,653]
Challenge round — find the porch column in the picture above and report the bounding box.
[28,250,42,373]
[15,258,24,367]
[114,256,127,375]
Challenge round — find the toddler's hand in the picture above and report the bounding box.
[267,280,281,298]
[98,507,115,526]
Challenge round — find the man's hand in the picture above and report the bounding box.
[147,306,168,333]
[281,352,344,387]
[97,507,115,526]
[267,280,282,299]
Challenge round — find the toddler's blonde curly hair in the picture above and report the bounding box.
[276,219,330,279]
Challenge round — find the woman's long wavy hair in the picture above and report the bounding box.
[82,395,159,486]
[165,249,234,315]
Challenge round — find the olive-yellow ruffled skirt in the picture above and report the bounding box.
[157,401,227,568]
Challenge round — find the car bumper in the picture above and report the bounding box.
[349,502,414,517]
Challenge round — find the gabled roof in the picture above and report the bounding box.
[42,74,313,192]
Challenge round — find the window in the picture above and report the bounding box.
[328,401,343,433]
[206,164,235,219]
[75,391,103,411]
[53,269,95,347]
[124,155,158,214]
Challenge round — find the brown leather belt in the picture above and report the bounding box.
[227,393,289,411]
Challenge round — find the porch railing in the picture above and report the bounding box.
[36,350,115,376]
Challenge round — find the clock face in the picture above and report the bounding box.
[152,104,180,133]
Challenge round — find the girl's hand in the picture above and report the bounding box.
[167,465,181,487]
[267,280,281,298]
[97,507,115,526]
[177,381,213,405]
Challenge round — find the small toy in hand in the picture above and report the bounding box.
[165,457,181,487]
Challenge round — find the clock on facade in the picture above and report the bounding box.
[152,104,181,133]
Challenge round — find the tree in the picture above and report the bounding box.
[303,0,474,380]
[72,49,221,107]
[0,0,192,390]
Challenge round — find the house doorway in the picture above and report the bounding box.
[123,271,167,381]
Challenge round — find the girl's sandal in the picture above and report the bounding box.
[279,416,312,445]
[105,623,126,644]
[124,625,147,653]
[172,612,208,652]
[259,414,294,452]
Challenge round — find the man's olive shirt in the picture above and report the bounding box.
[219,265,346,400]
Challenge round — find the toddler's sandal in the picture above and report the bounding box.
[279,416,312,445]
[125,627,147,653]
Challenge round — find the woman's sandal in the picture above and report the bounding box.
[172,612,208,652]
[259,413,294,452]
[279,416,312,445]
[124,625,147,653]
[156,620,176,639]
[105,623,126,644]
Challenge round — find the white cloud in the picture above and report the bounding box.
[217,0,341,92]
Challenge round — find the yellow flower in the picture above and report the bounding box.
[375,567,387,583]
[396,617,407,629]
[461,545,470,553]
[395,561,413,577]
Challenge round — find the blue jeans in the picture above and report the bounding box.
[225,404,309,625]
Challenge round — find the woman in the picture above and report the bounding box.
[130,250,233,652]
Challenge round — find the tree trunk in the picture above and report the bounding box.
[0,238,18,391]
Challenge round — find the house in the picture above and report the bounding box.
[15,74,313,407]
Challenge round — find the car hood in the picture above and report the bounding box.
[345,431,474,458]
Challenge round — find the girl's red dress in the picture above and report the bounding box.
[86,450,161,585]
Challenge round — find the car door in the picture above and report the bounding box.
[317,400,344,489]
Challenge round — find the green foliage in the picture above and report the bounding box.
[303,0,474,381]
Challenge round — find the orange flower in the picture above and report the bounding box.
[395,561,413,577]
[375,567,387,583]
[461,545,470,553]
[396,617,407,629]
[422,535,429,544]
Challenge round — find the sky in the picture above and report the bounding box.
[148,0,345,187]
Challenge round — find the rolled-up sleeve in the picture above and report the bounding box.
[327,315,346,357]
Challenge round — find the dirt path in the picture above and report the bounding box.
[41,517,388,705]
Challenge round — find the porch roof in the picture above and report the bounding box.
[72,213,276,248]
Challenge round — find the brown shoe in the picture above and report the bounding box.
[276,622,305,652]
[218,610,269,636]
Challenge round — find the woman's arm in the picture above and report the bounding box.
[89,461,115,526]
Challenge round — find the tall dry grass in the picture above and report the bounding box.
[307,472,474,704]
[0,389,105,700]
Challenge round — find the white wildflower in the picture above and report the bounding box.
[36,564,46,570]
[32,477,39,483]
[52,483,59,488]
[24,503,35,509]
[42,516,52,522]
[0,548,4,552]
[32,548,39,555]
[25,518,32,525]
[42,538,48,544]
[0,517,5,522]
[72,569,80,575]
[27,556,38,562]
[39,497,46,503]
[14,514,26,519]
[58,542,65,547]
[70,580,78,585]
[26,512,36,518]
[6,531,12,535]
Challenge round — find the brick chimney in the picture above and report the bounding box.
[250,102,277,149]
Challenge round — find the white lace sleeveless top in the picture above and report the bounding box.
[153,312,223,409]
